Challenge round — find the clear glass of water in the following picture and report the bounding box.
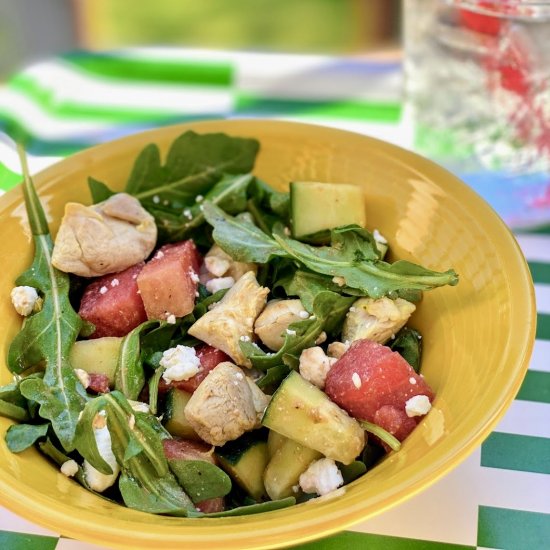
[404,0,550,228]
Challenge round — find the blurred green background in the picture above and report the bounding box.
[1,0,400,78]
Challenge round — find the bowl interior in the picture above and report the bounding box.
[0,119,536,549]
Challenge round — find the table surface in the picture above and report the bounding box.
[0,48,549,550]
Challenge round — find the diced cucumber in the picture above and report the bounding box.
[163,388,200,440]
[264,438,322,500]
[262,371,365,465]
[215,431,269,501]
[290,181,366,239]
[69,337,122,382]
[267,430,287,458]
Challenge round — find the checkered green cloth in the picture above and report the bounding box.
[0,48,549,550]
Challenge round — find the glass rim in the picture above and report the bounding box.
[447,0,550,19]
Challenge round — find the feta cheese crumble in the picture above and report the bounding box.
[74,368,90,389]
[99,286,108,295]
[299,458,344,496]
[83,419,120,492]
[351,372,362,389]
[409,377,417,385]
[298,310,310,319]
[10,286,39,316]
[166,313,176,324]
[128,400,150,414]
[160,345,202,383]
[188,269,200,283]
[110,278,119,287]
[195,194,204,203]
[286,329,297,336]
[183,208,193,220]
[60,459,79,477]
[205,276,235,294]
[373,229,388,244]
[299,347,337,389]
[405,395,432,417]
[332,276,346,287]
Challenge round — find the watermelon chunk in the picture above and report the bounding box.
[87,373,111,394]
[79,262,147,338]
[137,240,201,321]
[162,439,215,462]
[158,344,230,394]
[324,339,434,442]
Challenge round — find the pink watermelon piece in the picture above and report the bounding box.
[324,339,434,442]
[79,262,147,338]
[137,240,201,321]
[87,373,111,394]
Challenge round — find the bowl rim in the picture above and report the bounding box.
[0,118,537,549]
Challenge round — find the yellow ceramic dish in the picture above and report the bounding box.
[0,120,536,549]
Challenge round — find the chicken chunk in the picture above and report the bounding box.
[254,299,307,351]
[342,297,416,344]
[184,362,260,446]
[203,244,257,281]
[52,193,157,277]
[188,271,269,367]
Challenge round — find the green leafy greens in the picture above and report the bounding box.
[8,146,87,451]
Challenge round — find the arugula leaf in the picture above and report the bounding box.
[276,269,361,312]
[168,460,232,503]
[115,320,160,401]
[273,228,459,298]
[130,131,259,202]
[203,202,286,263]
[125,143,164,196]
[8,145,87,451]
[5,423,49,453]
[88,177,115,203]
[0,401,29,422]
[187,497,296,518]
[152,173,254,241]
[256,364,290,391]
[390,327,423,372]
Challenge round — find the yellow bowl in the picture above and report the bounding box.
[0,119,536,549]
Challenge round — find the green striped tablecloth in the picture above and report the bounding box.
[0,48,549,550]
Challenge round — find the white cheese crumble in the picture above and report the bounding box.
[160,345,201,383]
[155,250,165,259]
[60,459,79,477]
[332,276,346,287]
[128,400,150,413]
[286,329,297,336]
[409,377,417,385]
[205,276,235,294]
[351,372,362,389]
[204,255,230,277]
[239,335,251,342]
[299,347,337,389]
[373,228,388,244]
[83,421,120,492]
[183,208,193,220]
[405,395,432,417]
[74,368,90,389]
[298,310,309,319]
[10,286,39,316]
[152,195,160,204]
[299,458,344,496]
[110,278,119,287]
[99,286,108,295]
[195,194,204,203]
[166,313,176,325]
[188,269,200,283]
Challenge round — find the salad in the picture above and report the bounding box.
[0,131,458,517]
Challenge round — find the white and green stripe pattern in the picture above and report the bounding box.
[0,48,548,550]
